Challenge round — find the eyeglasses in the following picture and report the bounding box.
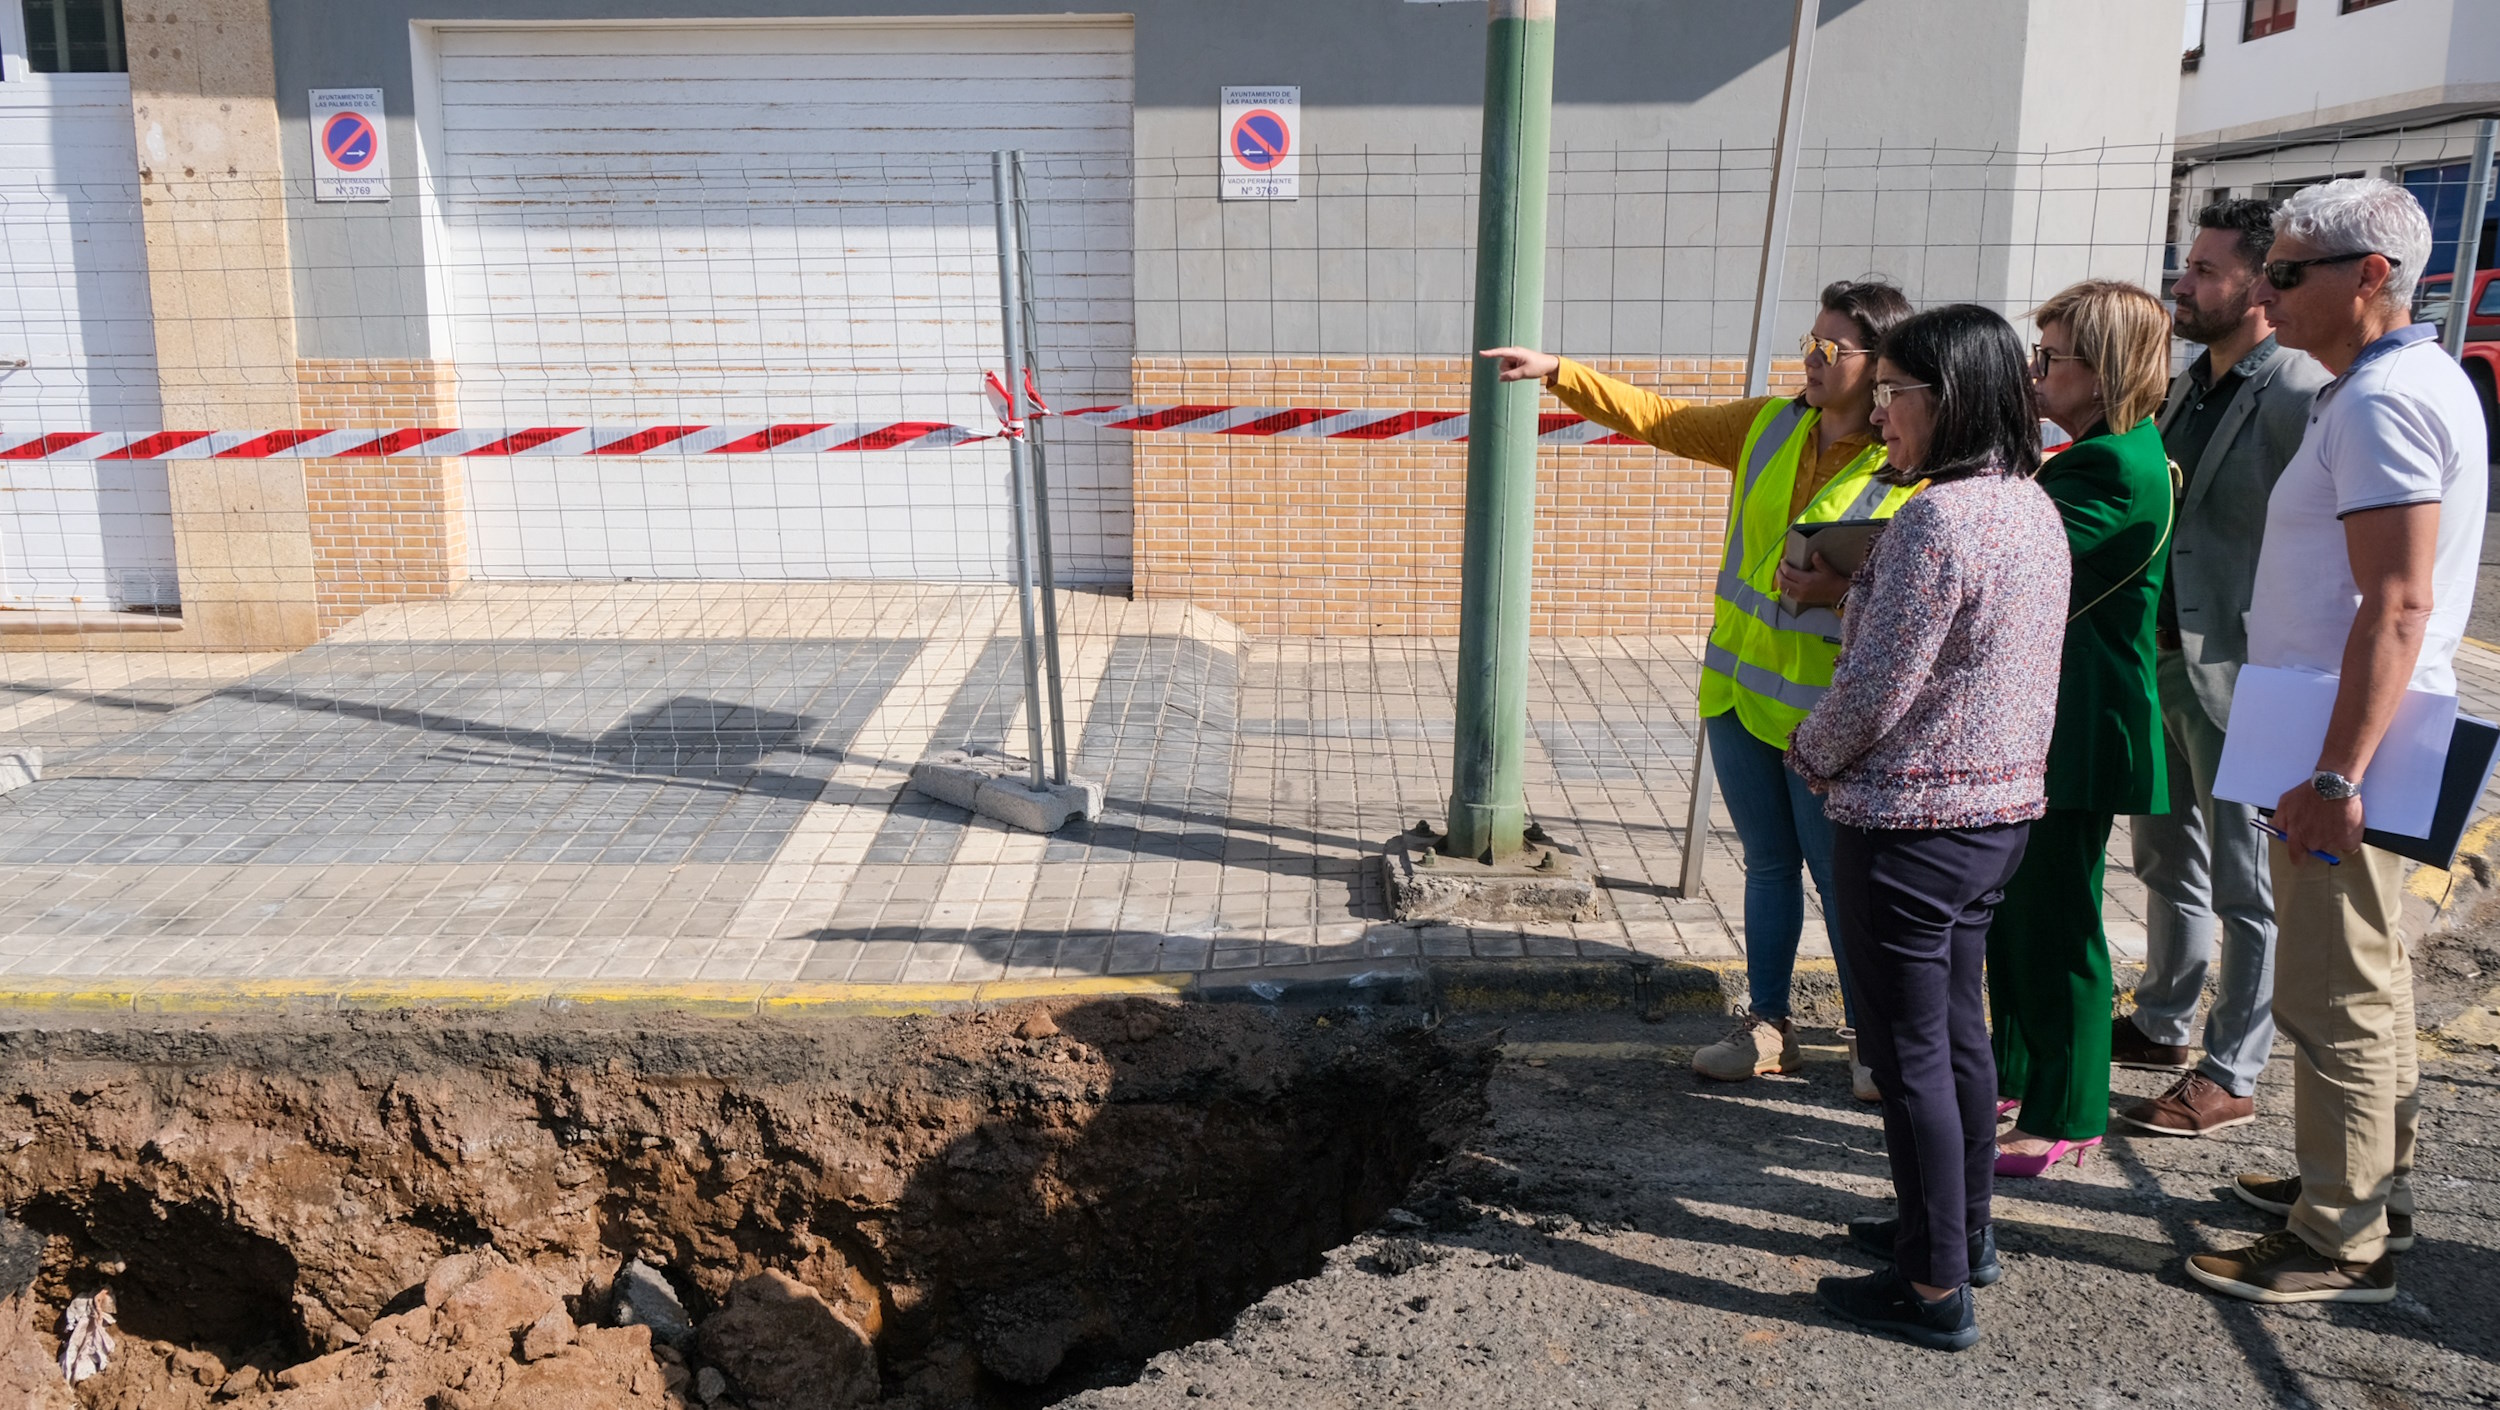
[1798,333,1872,367]
[1871,380,1931,410]
[2262,251,2393,290]
[2030,344,2091,380]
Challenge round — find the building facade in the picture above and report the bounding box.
[2175,0,2498,275]
[3,0,2188,648]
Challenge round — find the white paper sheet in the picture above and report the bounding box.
[2213,665,2457,840]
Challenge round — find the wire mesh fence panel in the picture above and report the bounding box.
[3,127,2493,984]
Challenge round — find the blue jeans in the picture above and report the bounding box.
[1707,711,1851,1023]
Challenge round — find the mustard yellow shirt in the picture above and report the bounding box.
[1546,358,1876,523]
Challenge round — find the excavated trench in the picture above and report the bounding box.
[0,1000,1491,1409]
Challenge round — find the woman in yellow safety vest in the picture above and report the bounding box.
[1483,279,1917,1096]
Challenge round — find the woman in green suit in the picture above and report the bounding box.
[1992,280,2178,1177]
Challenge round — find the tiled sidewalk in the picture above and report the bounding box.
[3,582,2496,985]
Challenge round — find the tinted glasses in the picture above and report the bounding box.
[1871,380,1932,410]
[2262,251,2391,290]
[1798,333,1871,367]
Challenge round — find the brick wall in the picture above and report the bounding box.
[295,359,468,632]
[1131,356,1794,637]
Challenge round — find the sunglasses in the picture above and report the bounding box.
[1871,380,1931,410]
[1798,333,1872,367]
[2262,251,2393,290]
[2030,344,2091,380]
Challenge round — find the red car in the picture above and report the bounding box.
[2415,267,2500,457]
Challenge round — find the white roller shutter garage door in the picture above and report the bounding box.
[0,62,177,612]
[420,19,1134,584]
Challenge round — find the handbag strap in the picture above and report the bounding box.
[2066,457,2182,625]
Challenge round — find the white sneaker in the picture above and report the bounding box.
[1694,1013,1800,1081]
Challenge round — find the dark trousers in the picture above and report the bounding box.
[1832,819,2032,1288]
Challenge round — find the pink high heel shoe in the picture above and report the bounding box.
[1995,1099,2020,1119]
[1994,1135,2101,1179]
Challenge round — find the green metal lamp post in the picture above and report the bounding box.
[1443,0,1557,863]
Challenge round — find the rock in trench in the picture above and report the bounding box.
[614,1259,697,1351]
[698,1269,878,1410]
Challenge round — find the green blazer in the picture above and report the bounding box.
[2039,417,2172,815]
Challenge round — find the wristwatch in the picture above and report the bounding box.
[2310,769,2361,801]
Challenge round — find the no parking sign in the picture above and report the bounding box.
[1220,87,1299,200]
[310,88,388,202]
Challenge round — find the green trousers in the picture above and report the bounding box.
[1988,808,2115,1140]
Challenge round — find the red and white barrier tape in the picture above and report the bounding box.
[0,405,1645,461]
[0,423,987,461]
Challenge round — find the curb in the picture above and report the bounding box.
[0,958,1740,1023]
[6,816,2494,1026]
[0,961,1432,1022]
[0,956,2136,1026]
[2403,812,2500,938]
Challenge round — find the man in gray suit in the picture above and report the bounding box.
[2116,197,2331,1135]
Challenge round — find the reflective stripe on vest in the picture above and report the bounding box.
[1698,399,1911,745]
[1701,640,1832,713]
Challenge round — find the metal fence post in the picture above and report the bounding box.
[2442,119,2496,363]
[1675,0,1820,899]
[1010,150,1072,785]
[993,150,1049,791]
[1442,0,1557,865]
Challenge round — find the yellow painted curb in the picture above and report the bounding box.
[2407,811,2500,903]
[0,980,148,1013]
[978,975,1191,1002]
[761,982,997,1017]
[0,974,1208,1019]
[138,978,347,1015]
[339,979,558,1010]
[543,981,771,1016]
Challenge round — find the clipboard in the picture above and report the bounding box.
[1782,518,1888,579]
[2357,714,2500,867]
[2216,666,2454,839]
[2248,715,2500,868]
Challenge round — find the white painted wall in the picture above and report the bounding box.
[0,55,178,610]
[416,17,1134,585]
[2179,0,2496,145]
[1998,0,2188,311]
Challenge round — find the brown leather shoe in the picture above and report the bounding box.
[2109,1014,2192,1071]
[2115,1071,2255,1136]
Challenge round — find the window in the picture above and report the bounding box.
[2480,277,2500,319]
[21,0,125,74]
[2340,0,2398,11]
[2245,0,2297,39]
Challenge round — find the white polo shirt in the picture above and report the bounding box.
[2245,324,2489,695]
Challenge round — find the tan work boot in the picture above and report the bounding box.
[1693,1013,1800,1081]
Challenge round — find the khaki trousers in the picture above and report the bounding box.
[2266,839,2419,1264]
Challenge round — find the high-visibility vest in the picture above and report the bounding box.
[1698,398,1915,748]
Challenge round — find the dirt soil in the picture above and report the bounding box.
[1070,936,2500,1408]
[0,1000,1489,1409]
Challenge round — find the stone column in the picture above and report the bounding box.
[126,0,316,649]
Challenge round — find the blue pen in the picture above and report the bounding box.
[2250,817,2340,866]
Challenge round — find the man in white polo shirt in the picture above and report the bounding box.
[2186,178,2488,1305]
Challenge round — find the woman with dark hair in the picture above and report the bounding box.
[1482,279,1915,1098]
[1786,304,2070,1350]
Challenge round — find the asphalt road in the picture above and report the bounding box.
[1070,937,2500,1409]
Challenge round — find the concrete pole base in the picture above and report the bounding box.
[0,748,39,796]
[908,746,1103,834]
[1382,821,1602,925]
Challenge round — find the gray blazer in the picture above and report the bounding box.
[2158,339,2331,730]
